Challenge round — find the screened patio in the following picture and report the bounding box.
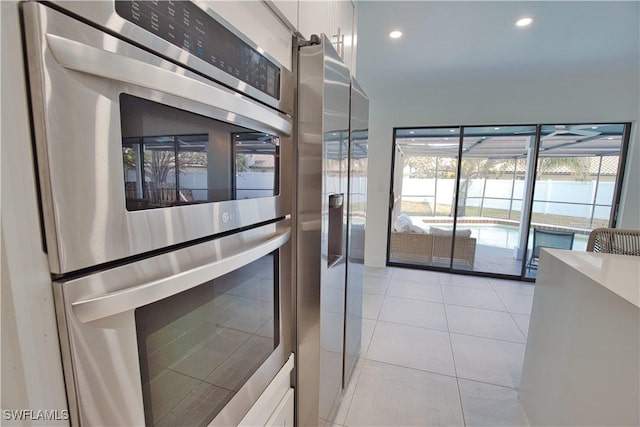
[389,123,629,279]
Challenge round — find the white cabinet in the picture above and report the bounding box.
[200,1,358,73]
[298,1,332,41]
[268,0,299,30]
[298,0,356,73]
[265,389,294,426]
[331,0,355,72]
[201,1,293,70]
[239,355,294,427]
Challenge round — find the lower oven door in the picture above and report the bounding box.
[54,219,292,426]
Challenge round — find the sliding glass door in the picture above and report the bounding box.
[389,128,460,268]
[388,123,630,280]
[455,126,536,275]
[523,123,627,278]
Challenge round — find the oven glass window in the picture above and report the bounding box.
[121,94,279,211]
[135,252,279,426]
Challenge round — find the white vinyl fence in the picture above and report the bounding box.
[401,178,614,220]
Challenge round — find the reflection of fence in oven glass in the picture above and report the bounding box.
[135,253,278,426]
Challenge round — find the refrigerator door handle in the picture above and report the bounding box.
[329,193,344,208]
[328,193,345,267]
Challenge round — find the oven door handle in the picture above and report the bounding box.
[44,34,292,136]
[71,228,290,323]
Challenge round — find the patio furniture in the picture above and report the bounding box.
[431,234,477,269]
[526,229,575,272]
[390,232,432,264]
[586,228,640,256]
[389,231,476,268]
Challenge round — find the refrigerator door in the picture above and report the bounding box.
[343,78,369,387]
[297,35,351,427]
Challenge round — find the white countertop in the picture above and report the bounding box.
[523,249,640,427]
[543,249,640,308]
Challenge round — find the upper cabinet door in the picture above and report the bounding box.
[273,0,357,74]
[298,1,332,42]
[299,1,355,72]
[331,0,355,73]
[202,1,293,71]
[268,0,299,30]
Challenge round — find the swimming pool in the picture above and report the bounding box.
[424,223,588,251]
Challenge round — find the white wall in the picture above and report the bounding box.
[360,68,640,267]
[1,1,69,423]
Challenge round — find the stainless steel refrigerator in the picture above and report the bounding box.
[296,35,369,427]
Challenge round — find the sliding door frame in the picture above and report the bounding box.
[387,122,633,282]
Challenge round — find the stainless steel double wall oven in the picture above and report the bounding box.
[22,1,294,425]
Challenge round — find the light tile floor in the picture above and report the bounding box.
[335,266,532,427]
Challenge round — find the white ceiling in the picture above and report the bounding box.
[356,1,640,84]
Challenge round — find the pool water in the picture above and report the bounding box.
[426,224,588,251]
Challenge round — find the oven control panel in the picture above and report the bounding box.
[115,0,280,100]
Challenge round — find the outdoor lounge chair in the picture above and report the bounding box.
[586,228,640,255]
[389,231,476,268]
[526,229,575,272]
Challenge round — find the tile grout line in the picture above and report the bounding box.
[361,355,460,383]
[506,308,529,340]
[493,288,531,340]
[340,271,389,427]
[448,329,527,346]
[438,272,468,427]
[338,356,365,426]
[488,277,536,297]
[440,300,509,313]
[488,283,510,312]
[455,375,524,392]
[442,300,510,314]
[372,316,528,345]
[380,292,443,304]
[359,268,533,426]
[361,354,524,392]
[346,270,394,420]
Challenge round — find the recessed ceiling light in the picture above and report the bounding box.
[389,30,403,39]
[449,129,455,132]
[409,131,415,134]
[515,17,534,27]
[494,127,500,130]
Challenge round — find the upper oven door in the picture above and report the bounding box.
[23,2,293,274]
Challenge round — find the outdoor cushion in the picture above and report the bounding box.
[428,226,472,238]
[394,213,413,232]
[408,224,426,234]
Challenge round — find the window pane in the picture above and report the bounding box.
[390,127,460,267]
[120,94,280,211]
[234,133,279,199]
[525,123,625,278]
[456,126,535,274]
